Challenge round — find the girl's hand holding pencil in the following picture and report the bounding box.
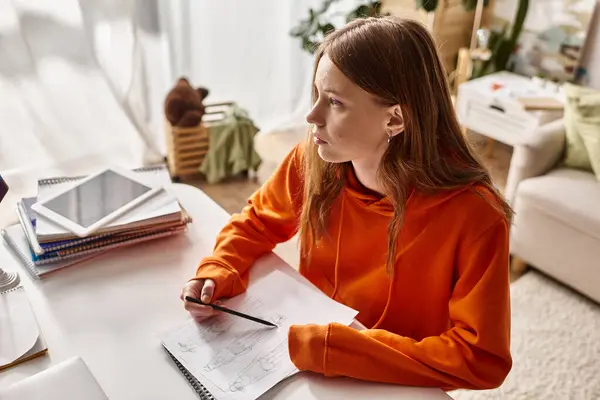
[180,278,217,322]
[180,276,278,328]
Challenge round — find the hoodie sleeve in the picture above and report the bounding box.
[194,145,304,300]
[288,217,512,390]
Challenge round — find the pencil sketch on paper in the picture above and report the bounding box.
[228,340,289,392]
[161,264,361,400]
[178,341,198,353]
[204,329,265,371]
[177,316,236,354]
[236,296,265,315]
[203,314,287,372]
[197,315,235,342]
[160,270,362,400]
[266,314,286,327]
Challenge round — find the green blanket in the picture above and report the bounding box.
[199,104,262,184]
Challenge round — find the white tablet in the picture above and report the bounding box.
[31,166,164,237]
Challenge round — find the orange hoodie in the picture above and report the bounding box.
[195,144,512,390]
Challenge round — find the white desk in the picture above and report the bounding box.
[0,183,451,399]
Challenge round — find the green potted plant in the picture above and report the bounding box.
[289,1,387,54]
[290,0,494,54]
[470,0,529,79]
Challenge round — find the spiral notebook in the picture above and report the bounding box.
[1,224,110,278]
[31,210,190,264]
[33,216,189,261]
[16,196,98,256]
[33,165,182,243]
[164,347,215,400]
[17,196,186,257]
[1,221,188,279]
[160,260,359,400]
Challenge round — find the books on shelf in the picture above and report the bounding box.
[1,165,192,279]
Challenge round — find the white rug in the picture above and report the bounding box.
[451,271,600,399]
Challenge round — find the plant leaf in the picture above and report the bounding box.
[321,23,335,35]
[289,20,309,37]
[302,38,319,54]
[416,0,438,12]
[355,5,370,17]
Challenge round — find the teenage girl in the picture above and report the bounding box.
[181,16,512,391]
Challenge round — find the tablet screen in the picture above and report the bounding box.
[42,170,152,228]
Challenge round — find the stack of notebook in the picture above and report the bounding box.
[1,165,191,279]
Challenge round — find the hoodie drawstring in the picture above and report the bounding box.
[331,195,345,300]
[372,269,396,329]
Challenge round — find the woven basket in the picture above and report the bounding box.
[164,102,232,180]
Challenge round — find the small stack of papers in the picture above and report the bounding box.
[1,165,191,278]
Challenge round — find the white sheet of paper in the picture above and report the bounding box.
[0,286,39,367]
[161,261,358,400]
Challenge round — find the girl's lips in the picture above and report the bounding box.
[314,136,328,145]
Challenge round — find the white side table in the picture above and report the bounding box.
[456,71,564,146]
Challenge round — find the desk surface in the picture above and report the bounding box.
[0,183,451,399]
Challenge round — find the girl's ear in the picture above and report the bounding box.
[386,105,404,138]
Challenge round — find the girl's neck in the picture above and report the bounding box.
[351,158,384,196]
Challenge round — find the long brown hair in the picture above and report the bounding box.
[299,17,513,273]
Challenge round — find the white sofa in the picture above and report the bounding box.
[505,118,600,303]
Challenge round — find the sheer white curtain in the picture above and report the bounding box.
[0,0,355,226]
[158,0,323,134]
[0,0,162,226]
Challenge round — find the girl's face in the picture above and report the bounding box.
[306,54,403,165]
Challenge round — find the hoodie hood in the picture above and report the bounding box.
[343,165,477,217]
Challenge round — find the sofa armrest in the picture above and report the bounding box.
[504,118,566,204]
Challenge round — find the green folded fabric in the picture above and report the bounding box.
[563,83,600,181]
[199,104,262,184]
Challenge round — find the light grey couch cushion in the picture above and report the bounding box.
[511,167,600,303]
[516,168,600,240]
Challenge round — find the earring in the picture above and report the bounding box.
[387,136,392,143]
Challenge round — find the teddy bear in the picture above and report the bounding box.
[164,77,210,127]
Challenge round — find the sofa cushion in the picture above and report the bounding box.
[517,168,600,240]
[562,83,600,180]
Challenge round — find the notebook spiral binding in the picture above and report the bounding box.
[0,285,23,295]
[34,225,187,262]
[1,228,41,280]
[37,165,169,186]
[1,227,104,279]
[164,347,215,400]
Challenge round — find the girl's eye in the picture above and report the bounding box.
[329,98,343,106]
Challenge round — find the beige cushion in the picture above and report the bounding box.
[517,168,600,241]
[563,83,600,180]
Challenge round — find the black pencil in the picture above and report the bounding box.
[184,296,277,328]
